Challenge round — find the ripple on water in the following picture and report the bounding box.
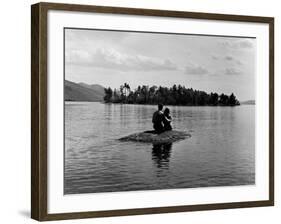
[64,103,255,194]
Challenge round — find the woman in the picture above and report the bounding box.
[163,108,172,131]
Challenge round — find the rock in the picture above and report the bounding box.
[119,130,191,144]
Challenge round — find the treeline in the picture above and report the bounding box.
[104,83,240,106]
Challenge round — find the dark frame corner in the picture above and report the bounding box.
[31,2,274,221]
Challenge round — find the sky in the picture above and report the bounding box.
[65,28,256,101]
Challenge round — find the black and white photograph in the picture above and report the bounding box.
[64,28,256,195]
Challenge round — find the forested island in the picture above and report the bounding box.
[104,83,240,106]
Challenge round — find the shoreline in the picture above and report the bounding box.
[64,101,249,107]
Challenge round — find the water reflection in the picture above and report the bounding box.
[151,143,172,169]
[65,102,255,194]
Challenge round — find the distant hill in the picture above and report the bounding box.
[64,80,105,102]
[240,100,255,105]
[78,82,105,94]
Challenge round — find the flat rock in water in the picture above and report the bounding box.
[119,130,191,144]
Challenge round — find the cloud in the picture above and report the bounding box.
[236,60,243,65]
[66,48,178,72]
[225,56,233,61]
[213,55,243,65]
[211,55,219,60]
[238,40,254,49]
[223,55,244,65]
[224,68,242,75]
[218,39,254,50]
[184,64,208,75]
[65,29,130,45]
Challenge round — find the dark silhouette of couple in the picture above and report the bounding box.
[152,104,172,134]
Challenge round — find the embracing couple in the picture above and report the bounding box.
[152,104,172,134]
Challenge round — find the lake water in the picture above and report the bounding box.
[64,102,255,194]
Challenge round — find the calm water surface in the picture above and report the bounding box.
[64,102,255,194]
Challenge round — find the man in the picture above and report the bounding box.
[152,104,165,134]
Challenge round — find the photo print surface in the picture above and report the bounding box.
[64,28,256,194]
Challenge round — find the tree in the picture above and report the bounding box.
[148,86,157,104]
[104,83,240,106]
[104,87,113,103]
[124,83,130,96]
[228,93,239,106]
[122,83,130,103]
[112,89,121,103]
[219,94,229,105]
[209,93,218,106]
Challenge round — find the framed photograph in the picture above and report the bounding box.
[31,2,274,221]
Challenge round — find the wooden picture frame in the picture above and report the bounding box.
[31,2,274,221]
